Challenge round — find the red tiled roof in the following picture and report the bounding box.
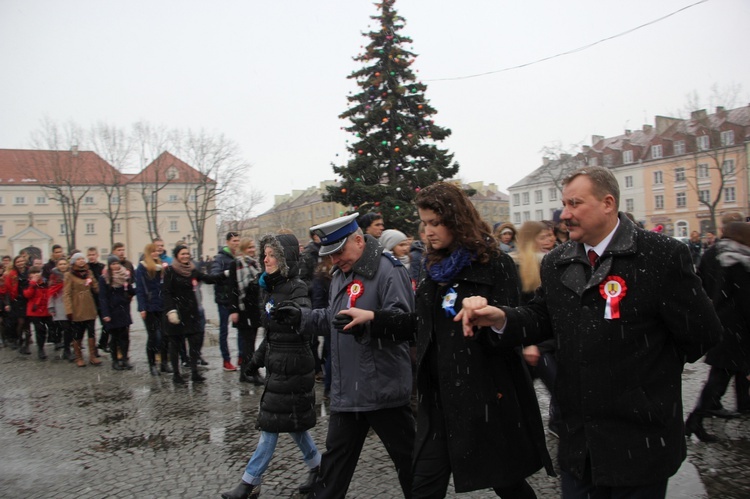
[0,149,119,185]
[128,151,214,184]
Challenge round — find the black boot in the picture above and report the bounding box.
[160,361,173,373]
[120,359,134,370]
[112,360,124,371]
[299,465,319,494]
[149,364,160,376]
[19,333,31,355]
[251,370,265,386]
[173,374,186,385]
[221,481,259,499]
[685,412,718,442]
[37,347,48,360]
[191,370,206,383]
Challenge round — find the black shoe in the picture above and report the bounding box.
[112,360,124,371]
[221,481,258,499]
[149,365,160,376]
[705,408,741,419]
[299,465,319,494]
[120,360,134,370]
[199,356,209,366]
[54,342,64,351]
[160,363,173,373]
[685,412,718,442]
[62,350,73,362]
[38,349,48,360]
[239,371,252,383]
[191,372,206,383]
[172,374,186,384]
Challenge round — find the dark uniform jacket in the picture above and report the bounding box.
[501,214,721,487]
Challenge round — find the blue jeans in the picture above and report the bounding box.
[218,303,231,361]
[242,430,321,485]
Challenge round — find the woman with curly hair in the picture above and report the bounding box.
[338,182,553,498]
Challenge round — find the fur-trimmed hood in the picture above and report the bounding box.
[259,233,300,277]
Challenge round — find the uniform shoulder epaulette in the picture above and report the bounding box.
[382,252,403,267]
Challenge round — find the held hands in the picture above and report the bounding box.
[167,310,180,325]
[333,308,373,334]
[523,345,541,366]
[230,312,239,324]
[271,301,302,326]
[453,296,507,337]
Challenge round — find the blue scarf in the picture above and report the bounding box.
[426,247,474,283]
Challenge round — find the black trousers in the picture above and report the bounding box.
[696,365,750,413]
[310,405,416,499]
[143,311,167,365]
[169,334,201,374]
[107,326,129,362]
[31,317,51,350]
[71,320,95,341]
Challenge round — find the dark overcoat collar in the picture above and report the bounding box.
[555,213,638,297]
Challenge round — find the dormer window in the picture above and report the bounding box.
[166,167,179,180]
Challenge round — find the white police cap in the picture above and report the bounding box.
[311,212,360,256]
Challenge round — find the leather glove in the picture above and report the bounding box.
[271,301,302,327]
[333,314,365,337]
[167,309,180,325]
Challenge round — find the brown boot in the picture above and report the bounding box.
[88,338,102,366]
[73,340,86,367]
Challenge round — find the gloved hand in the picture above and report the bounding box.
[332,314,354,334]
[272,301,302,326]
[167,310,180,325]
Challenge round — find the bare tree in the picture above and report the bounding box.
[535,141,585,195]
[219,182,266,232]
[131,121,179,241]
[26,118,96,252]
[175,129,250,259]
[88,122,133,248]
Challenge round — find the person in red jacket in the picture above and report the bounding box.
[23,266,52,360]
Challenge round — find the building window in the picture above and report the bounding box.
[522,192,529,205]
[674,167,685,182]
[0,196,3,204]
[655,195,664,210]
[697,135,710,151]
[588,157,598,167]
[676,221,688,238]
[0,224,3,236]
[535,210,544,220]
[722,159,735,175]
[625,199,634,212]
[523,211,530,222]
[676,192,687,208]
[112,196,120,205]
[699,189,710,203]
[85,223,95,234]
[512,193,520,206]
[724,187,736,203]
[169,220,178,232]
[603,154,614,167]
[653,171,663,185]
[625,176,633,188]
[674,140,686,155]
[548,188,557,201]
[623,150,633,164]
[651,144,663,159]
[60,224,67,235]
[534,190,543,203]
[84,196,95,205]
[720,130,735,146]
[188,194,197,202]
[168,194,179,202]
[14,196,26,205]
[697,163,709,179]
[36,196,47,204]
[113,222,121,233]
[513,213,521,224]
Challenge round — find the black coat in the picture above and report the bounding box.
[699,242,750,372]
[502,214,721,487]
[162,267,220,336]
[97,277,134,330]
[373,252,553,493]
[252,272,315,433]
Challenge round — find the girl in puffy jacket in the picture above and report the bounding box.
[23,266,52,360]
[99,255,135,371]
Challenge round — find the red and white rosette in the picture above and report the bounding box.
[599,275,627,319]
[346,280,364,308]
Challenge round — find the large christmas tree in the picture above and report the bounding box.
[324,0,460,235]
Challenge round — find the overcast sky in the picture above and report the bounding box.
[1,0,748,214]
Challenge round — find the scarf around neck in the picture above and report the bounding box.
[717,239,750,271]
[107,265,130,288]
[426,246,474,284]
[236,255,260,311]
[171,259,195,278]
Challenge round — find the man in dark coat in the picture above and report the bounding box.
[688,212,749,428]
[457,166,721,498]
[42,244,64,282]
[211,231,240,372]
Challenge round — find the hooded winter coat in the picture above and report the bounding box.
[253,233,316,433]
[500,214,721,487]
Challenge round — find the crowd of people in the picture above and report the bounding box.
[2,171,749,499]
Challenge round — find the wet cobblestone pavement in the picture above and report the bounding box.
[1,295,749,498]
